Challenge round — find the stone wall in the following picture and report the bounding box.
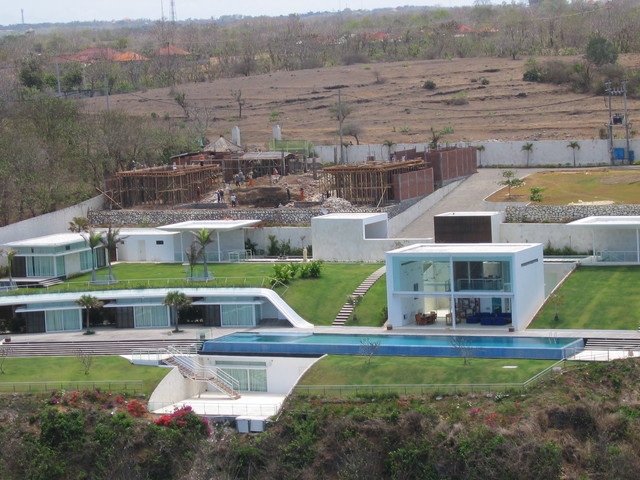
[505,205,640,223]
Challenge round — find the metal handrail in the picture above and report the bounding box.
[165,346,240,395]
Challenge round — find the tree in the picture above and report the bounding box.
[342,122,362,145]
[100,226,126,282]
[358,337,381,365]
[231,89,245,119]
[75,349,93,375]
[498,170,524,199]
[163,290,192,332]
[521,142,534,167]
[192,229,215,279]
[81,230,103,283]
[1,249,17,288]
[330,94,353,164]
[449,336,475,366]
[75,294,103,335]
[567,141,580,167]
[550,293,564,323]
[184,241,202,280]
[529,187,546,203]
[68,216,89,233]
[585,36,618,67]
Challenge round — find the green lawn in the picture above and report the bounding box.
[348,274,387,326]
[298,355,556,386]
[9,262,383,327]
[529,266,640,330]
[0,356,168,396]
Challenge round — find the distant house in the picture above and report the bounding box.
[154,44,191,56]
[385,243,545,331]
[2,233,106,281]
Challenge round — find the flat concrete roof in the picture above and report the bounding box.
[158,220,260,231]
[314,212,387,221]
[436,211,501,217]
[389,243,541,255]
[569,216,640,228]
[98,228,179,236]
[4,232,85,247]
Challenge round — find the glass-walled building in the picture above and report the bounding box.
[386,243,544,330]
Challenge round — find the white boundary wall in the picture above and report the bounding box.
[314,140,640,166]
[0,195,104,245]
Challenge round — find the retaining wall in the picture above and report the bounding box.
[505,204,640,223]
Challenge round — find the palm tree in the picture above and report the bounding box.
[1,249,17,289]
[100,226,126,282]
[163,291,192,332]
[476,145,485,167]
[192,229,215,279]
[184,241,201,280]
[75,294,104,335]
[567,141,580,167]
[522,142,534,167]
[82,230,103,283]
[68,216,89,233]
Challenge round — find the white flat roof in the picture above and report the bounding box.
[4,232,85,247]
[436,211,501,217]
[97,228,179,236]
[158,220,261,231]
[314,212,387,221]
[569,216,640,228]
[389,243,541,255]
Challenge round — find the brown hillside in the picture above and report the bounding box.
[83,55,640,150]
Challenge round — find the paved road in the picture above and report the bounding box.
[395,168,542,239]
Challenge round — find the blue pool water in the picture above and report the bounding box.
[201,332,584,360]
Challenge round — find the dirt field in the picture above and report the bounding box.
[83,55,640,150]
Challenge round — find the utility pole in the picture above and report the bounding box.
[338,89,344,164]
[604,80,632,165]
[170,0,177,22]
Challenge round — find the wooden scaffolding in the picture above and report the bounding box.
[321,159,426,205]
[104,164,222,208]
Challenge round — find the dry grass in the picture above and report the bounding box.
[487,168,640,205]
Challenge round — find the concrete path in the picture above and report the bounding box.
[394,168,542,239]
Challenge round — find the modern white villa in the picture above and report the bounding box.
[569,216,640,263]
[385,243,545,331]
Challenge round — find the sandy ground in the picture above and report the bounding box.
[83,55,640,150]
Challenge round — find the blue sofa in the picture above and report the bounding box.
[466,313,512,326]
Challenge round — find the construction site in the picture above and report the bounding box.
[103,164,222,209]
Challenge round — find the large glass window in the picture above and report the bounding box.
[46,309,81,331]
[219,368,267,392]
[27,257,54,277]
[80,250,93,271]
[453,260,511,292]
[134,306,169,328]
[221,304,255,326]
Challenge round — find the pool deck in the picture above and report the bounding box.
[6,323,640,344]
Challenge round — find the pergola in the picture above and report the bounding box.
[569,216,640,263]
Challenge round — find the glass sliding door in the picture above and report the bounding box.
[221,304,255,327]
[45,309,81,332]
[134,306,169,328]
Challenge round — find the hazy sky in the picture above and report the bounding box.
[3,1,475,25]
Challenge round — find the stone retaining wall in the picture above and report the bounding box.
[505,205,640,223]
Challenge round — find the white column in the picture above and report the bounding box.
[449,256,456,329]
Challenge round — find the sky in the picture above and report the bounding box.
[2,1,476,25]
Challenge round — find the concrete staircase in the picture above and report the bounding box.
[584,338,640,350]
[0,338,198,357]
[163,346,241,399]
[333,266,386,326]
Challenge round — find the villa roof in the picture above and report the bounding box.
[389,243,542,255]
[158,220,261,232]
[4,233,85,248]
[154,44,190,56]
[569,216,640,228]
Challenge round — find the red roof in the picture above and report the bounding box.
[114,51,149,62]
[52,47,121,63]
[154,44,191,56]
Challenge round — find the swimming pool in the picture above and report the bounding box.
[201,332,584,360]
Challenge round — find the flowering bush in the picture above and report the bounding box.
[125,399,148,417]
[154,405,210,437]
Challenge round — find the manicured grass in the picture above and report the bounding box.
[298,355,556,386]
[9,262,383,327]
[0,356,169,396]
[282,263,384,325]
[529,265,640,330]
[487,169,640,205]
[348,274,387,327]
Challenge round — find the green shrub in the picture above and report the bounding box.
[423,80,436,90]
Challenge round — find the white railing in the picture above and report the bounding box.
[165,346,240,396]
[148,400,279,417]
[596,250,639,263]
